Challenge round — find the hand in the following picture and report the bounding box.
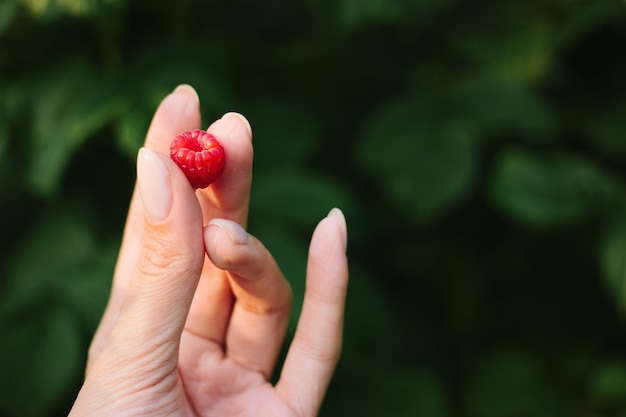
[69,85,349,417]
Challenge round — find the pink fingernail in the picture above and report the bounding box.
[221,112,253,139]
[208,218,250,244]
[137,148,173,222]
[328,208,348,251]
[173,84,200,103]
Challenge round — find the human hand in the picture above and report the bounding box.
[68,85,349,417]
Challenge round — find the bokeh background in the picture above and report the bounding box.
[2,0,626,416]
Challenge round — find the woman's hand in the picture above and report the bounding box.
[69,85,349,417]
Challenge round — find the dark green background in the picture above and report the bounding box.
[2,0,626,416]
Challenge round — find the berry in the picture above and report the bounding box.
[170,129,226,189]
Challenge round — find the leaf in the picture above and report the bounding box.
[1,209,113,324]
[246,101,318,174]
[250,173,352,331]
[601,215,626,313]
[574,96,626,156]
[0,306,82,417]
[337,0,401,28]
[2,216,92,311]
[251,173,353,227]
[590,363,626,403]
[0,210,114,416]
[253,225,308,332]
[458,81,555,138]
[490,149,616,226]
[0,111,8,162]
[19,0,123,18]
[467,350,547,417]
[26,63,124,194]
[359,99,476,221]
[250,172,352,330]
[380,371,447,417]
[115,60,233,157]
[0,0,19,36]
[488,18,555,85]
[115,100,152,157]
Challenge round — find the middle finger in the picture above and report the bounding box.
[183,113,254,345]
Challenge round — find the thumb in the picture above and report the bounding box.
[106,147,205,365]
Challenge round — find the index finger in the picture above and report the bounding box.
[87,84,202,371]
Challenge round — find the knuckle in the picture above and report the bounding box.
[295,334,342,366]
[280,281,294,310]
[137,231,197,277]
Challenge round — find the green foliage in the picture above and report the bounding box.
[0,213,116,416]
[490,149,617,225]
[359,97,476,222]
[2,0,626,415]
[467,350,553,417]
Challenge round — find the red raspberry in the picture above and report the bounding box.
[170,129,226,189]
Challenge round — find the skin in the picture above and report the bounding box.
[69,85,349,417]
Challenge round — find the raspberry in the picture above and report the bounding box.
[170,129,226,189]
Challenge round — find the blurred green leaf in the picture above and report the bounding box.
[601,215,626,313]
[467,351,548,417]
[247,101,318,173]
[2,215,93,311]
[0,0,19,36]
[115,61,233,157]
[490,149,616,226]
[385,372,446,417]
[360,99,475,221]
[19,0,123,18]
[251,173,353,227]
[251,172,352,330]
[2,0,626,416]
[26,63,124,194]
[338,0,401,28]
[249,169,353,334]
[0,210,113,417]
[590,362,626,403]
[115,99,152,157]
[459,81,555,138]
[0,210,113,326]
[0,306,81,417]
[0,113,8,162]
[489,18,554,85]
[554,1,624,52]
[130,57,232,114]
[254,225,308,331]
[340,263,405,359]
[574,97,626,156]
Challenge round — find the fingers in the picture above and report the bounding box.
[201,218,292,379]
[276,208,349,417]
[144,85,203,153]
[184,113,254,345]
[97,148,205,374]
[87,85,202,371]
[198,112,254,226]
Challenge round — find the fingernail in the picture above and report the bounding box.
[208,218,250,244]
[137,148,173,222]
[221,112,253,139]
[328,208,348,251]
[173,84,200,103]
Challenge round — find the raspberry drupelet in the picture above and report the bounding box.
[170,129,226,189]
